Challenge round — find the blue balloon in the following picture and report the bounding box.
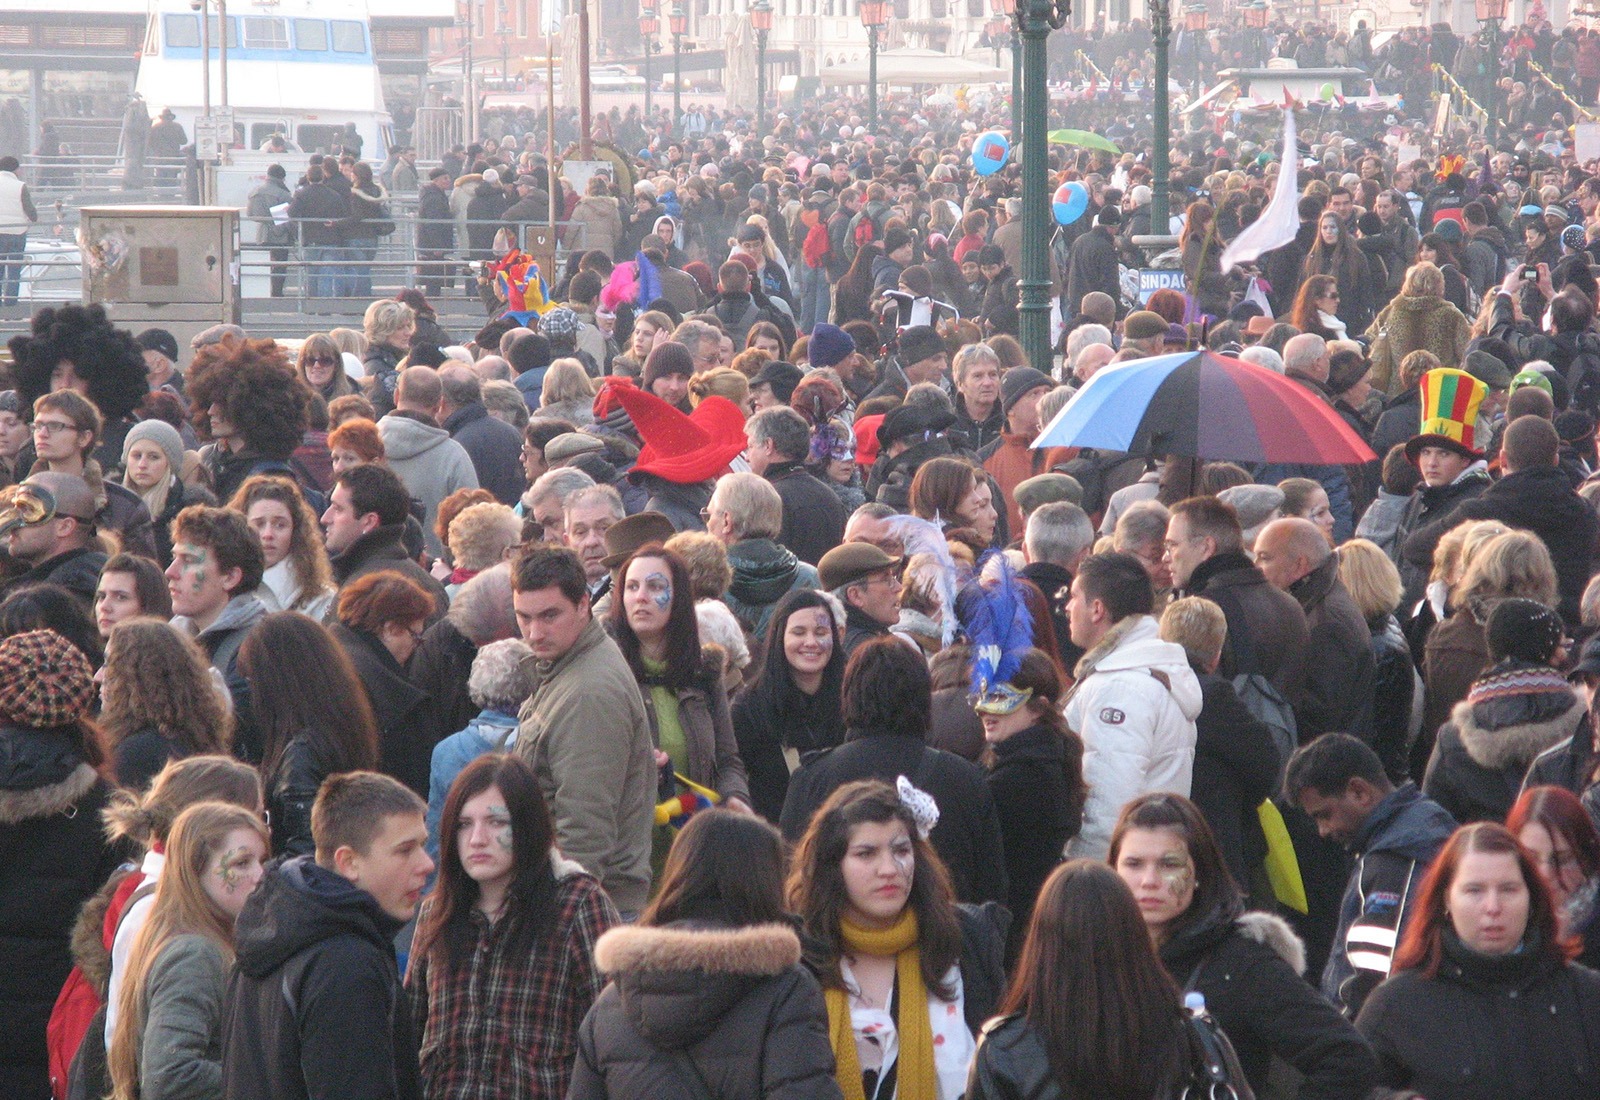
[972,131,1010,176]
[1052,181,1089,225]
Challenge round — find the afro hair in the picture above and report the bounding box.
[8,304,150,423]
[185,338,309,460]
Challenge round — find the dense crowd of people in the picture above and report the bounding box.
[11,10,1600,1100]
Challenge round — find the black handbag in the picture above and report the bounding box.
[1181,991,1255,1100]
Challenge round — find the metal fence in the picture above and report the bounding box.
[16,155,190,204]
[0,209,586,337]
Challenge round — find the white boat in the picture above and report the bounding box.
[134,0,393,159]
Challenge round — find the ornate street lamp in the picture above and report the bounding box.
[991,0,1019,135]
[639,0,659,121]
[751,0,774,136]
[1150,0,1173,242]
[1008,0,1073,375]
[1477,0,1507,145]
[670,3,688,135]
[1184,3,1207,96]
[860,0,890,132]
[985,15,1007,67]
[1243,1,1268,66]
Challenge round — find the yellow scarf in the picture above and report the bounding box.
[825,909,936,1100]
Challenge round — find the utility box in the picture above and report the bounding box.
[79,206,241,359]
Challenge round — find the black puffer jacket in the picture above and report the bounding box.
[779,732,1009,906]
[1356,930,1600,1100]
[222,856,418,1100]
[1425,659,1586,825]
[1160,909,1378,1100]
[1367,613,1419,784]
[1190,673,1278,889]
[0,727,123,1100]
[985,723,1083,956]
[569,921,842,1100]
[723,538,818,641]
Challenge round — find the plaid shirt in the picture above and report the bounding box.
[407,867,617,1100]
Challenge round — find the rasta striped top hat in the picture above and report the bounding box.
[1406,368,1488,463]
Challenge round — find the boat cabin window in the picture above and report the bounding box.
[330,21,365,53]
[294,19,328,51]
[242,17,289,50]
[163,14,200,49]
[206,15,239,49]
[298,124,346,153]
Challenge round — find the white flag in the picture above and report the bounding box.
[1219,105,1299,274]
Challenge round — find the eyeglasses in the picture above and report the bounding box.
[699,507,718,523]
[306,355,339,367]
[31,419,80,437]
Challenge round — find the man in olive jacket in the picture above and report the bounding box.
[512,545,655,916]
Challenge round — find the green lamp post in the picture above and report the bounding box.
[1009,0,1072,375]
[670,4,687,136]
[639,0,658,120]
[1150,0,1172,240]
[1478,0,1506,146]
[751,0,773,136]
[860,0,889,133]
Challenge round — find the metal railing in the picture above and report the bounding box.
[0,211,589,336]
[17,155,190,202]
[1526,60,1600,124]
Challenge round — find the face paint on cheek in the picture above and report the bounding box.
[216,847,249,893]
[489,808,513,852]
[1161,865,1194,900]
[892,849,914,877]
[645,571,672,610]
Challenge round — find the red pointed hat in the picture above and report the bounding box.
[615,385,748,484]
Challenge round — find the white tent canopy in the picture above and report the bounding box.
[818,48,1009,88]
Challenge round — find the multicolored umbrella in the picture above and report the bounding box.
[1034,350,1376,465]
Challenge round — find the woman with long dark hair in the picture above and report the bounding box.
[1301,209,1385,334]
[731,589,846,821]
[1355,821,1600,1097]
[834,242,880,326]
[107,801,268,1100]
[408,754,615,1100]
[570,809,839,1100]
[1289,273,1347,342]
[977,648,1086,956]
[966,861,1191,1100]
[238,611,380,856]
[1508,785,1600,969]
[1108,794,1377,1099]
[99,618,233,790]
[608,544,752,815]
[788,780,1007,1100]
[1179,201,1229,319]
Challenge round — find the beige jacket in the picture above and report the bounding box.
[517,616,655,913]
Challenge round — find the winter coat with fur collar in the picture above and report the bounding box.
[1424,659,1586,825]
[569,920,842,1100]
[1160,909,1378,1100]
[0,727,123,1098]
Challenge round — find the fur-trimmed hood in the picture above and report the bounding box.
[595,921,800,977]
[1234,910,1306,977]
[0,741,98,825]
[1450,686,1585,772]
[71,865,135,995]
[594,921,803,1050]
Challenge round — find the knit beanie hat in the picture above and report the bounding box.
[1486,598,1565,664]
[0,630,97,728]
[1001,367,1054,416]
[642,342,697,389]
[808,323,855,370]
[121,418,184,475]
[897,325,945,368]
